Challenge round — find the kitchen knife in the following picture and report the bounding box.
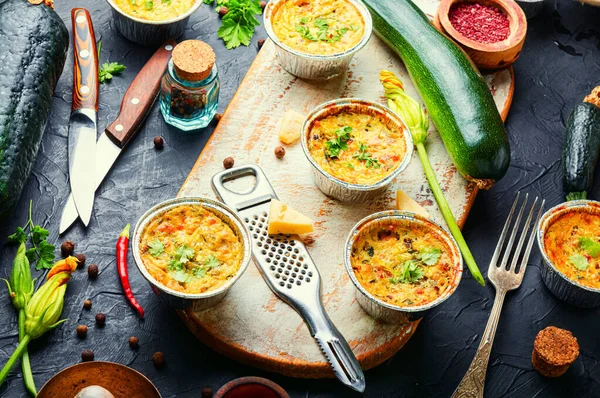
[59,40,176,234]
[68,8,99,227]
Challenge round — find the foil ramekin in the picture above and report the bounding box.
[132,197,252,311]
[537,200,600,308]
[263,0,372,80]
[106,0,202,46]
[344,211,463,324]
[301,98,413,203]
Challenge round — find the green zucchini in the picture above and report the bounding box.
[364,0,510,189]
[0,0,69,218]
[562,101,600,201]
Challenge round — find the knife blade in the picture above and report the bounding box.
[59,40,176,234]
[68,9,99,227]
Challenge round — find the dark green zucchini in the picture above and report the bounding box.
[364,0,510,189]
[562,101,600,201]
[0,0,69,218]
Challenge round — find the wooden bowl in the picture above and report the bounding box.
[214,377,289,398]
[435,0,527,70]
[37,361,161,398]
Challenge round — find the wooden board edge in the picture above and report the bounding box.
[178,308,421,378]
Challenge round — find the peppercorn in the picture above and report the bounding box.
[83,299,92,310]
[87,264,99,280]
[76,325,88,339]
[201,387,213,398]
[75,254,86,268]
[154,136,164,150]
[81,350,94,362]
[152,352,165,367]
[260,1,266,10]
[258,38,266,50]
[61,241,75,257]
[218,6,228,17]
[223,157,235,169]
[214,113,223,123]
[129,336,140,349]
[274,146,286,159]
[95,313,106,327]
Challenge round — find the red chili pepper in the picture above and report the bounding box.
[117,224,144,318]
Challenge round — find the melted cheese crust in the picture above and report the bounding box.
[113,0,196,21]
[307,112,407,185]
[544,210,600,289]
[272,0,365,56]
[351,219,455,307]
[140,204,243,294]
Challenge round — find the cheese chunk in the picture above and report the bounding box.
[396,190,430,218]
[278,110,305,145]
[268,199,314,235]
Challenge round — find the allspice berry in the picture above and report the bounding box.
[152,352,165,367]
[214,113,223,123]
[201,387,213,398]
[129,336,140,349]
[95,313,106,327]
[258,38,266,50]
[81,350,94,362]
[75,254,86,268]
[87,264,99,280]
[61,241,75,257]
[76,325,88,339]
[274,146,286,159]
[218,6,228,17]
[154,136,164,150]
[83,299,92,310]
[260,1,267,10]
[223,157,235,169]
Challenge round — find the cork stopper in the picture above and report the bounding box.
[172,40,216,82]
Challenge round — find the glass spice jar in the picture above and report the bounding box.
[160,40,220,131]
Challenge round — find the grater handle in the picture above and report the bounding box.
[304,300,366,393]
[211,164,278,211]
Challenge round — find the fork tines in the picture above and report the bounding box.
[490,192,546,277]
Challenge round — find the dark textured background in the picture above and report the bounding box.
[1,0,600,397]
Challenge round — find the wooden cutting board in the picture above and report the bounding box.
[176,0,514,378]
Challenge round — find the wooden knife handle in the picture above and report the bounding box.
[71,8,99,112]
[105,40,176,148]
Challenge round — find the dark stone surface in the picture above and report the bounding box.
[1,1,600,397]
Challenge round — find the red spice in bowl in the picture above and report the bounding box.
[449,2,510,44]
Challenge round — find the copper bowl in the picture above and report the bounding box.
[435,0,527,70]
[37,361,161,398]
[215,377,289,398]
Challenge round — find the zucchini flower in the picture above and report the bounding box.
[3,243,34,311]
[0,257,78,388]
[25,256,77,339]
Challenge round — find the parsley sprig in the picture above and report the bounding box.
[353,143,380,169]
[390,260,423,284]
[147,240,165,257]
[7,201,55,270]
[295,16,349,43]
[97,41,126,84]
[325,126,352,158]
[205,0,263,49]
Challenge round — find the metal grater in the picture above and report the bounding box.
[211,164,365,393]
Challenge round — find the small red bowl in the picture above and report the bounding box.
[214,377,289,398]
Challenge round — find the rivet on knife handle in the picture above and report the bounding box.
[105,40,176,148]
[71,8,99,112]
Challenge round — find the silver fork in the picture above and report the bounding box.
[452,192,545,398]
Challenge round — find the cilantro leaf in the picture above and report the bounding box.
[570,253,589,271]
[325,126,352,158]
[7,227,27,245]
[169,270,191,283]
[203,0,213,4]
[99,62,127,84]
[205,255,221,269]
[147,239,165,257]
[145,0,154,10]
[420,248,441,266]
[168,259,183,271]
[353,142,380,169]
[194,267,207,278]
[175,245,195,264]
[390,260,423,284]
[579,237,600,258]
